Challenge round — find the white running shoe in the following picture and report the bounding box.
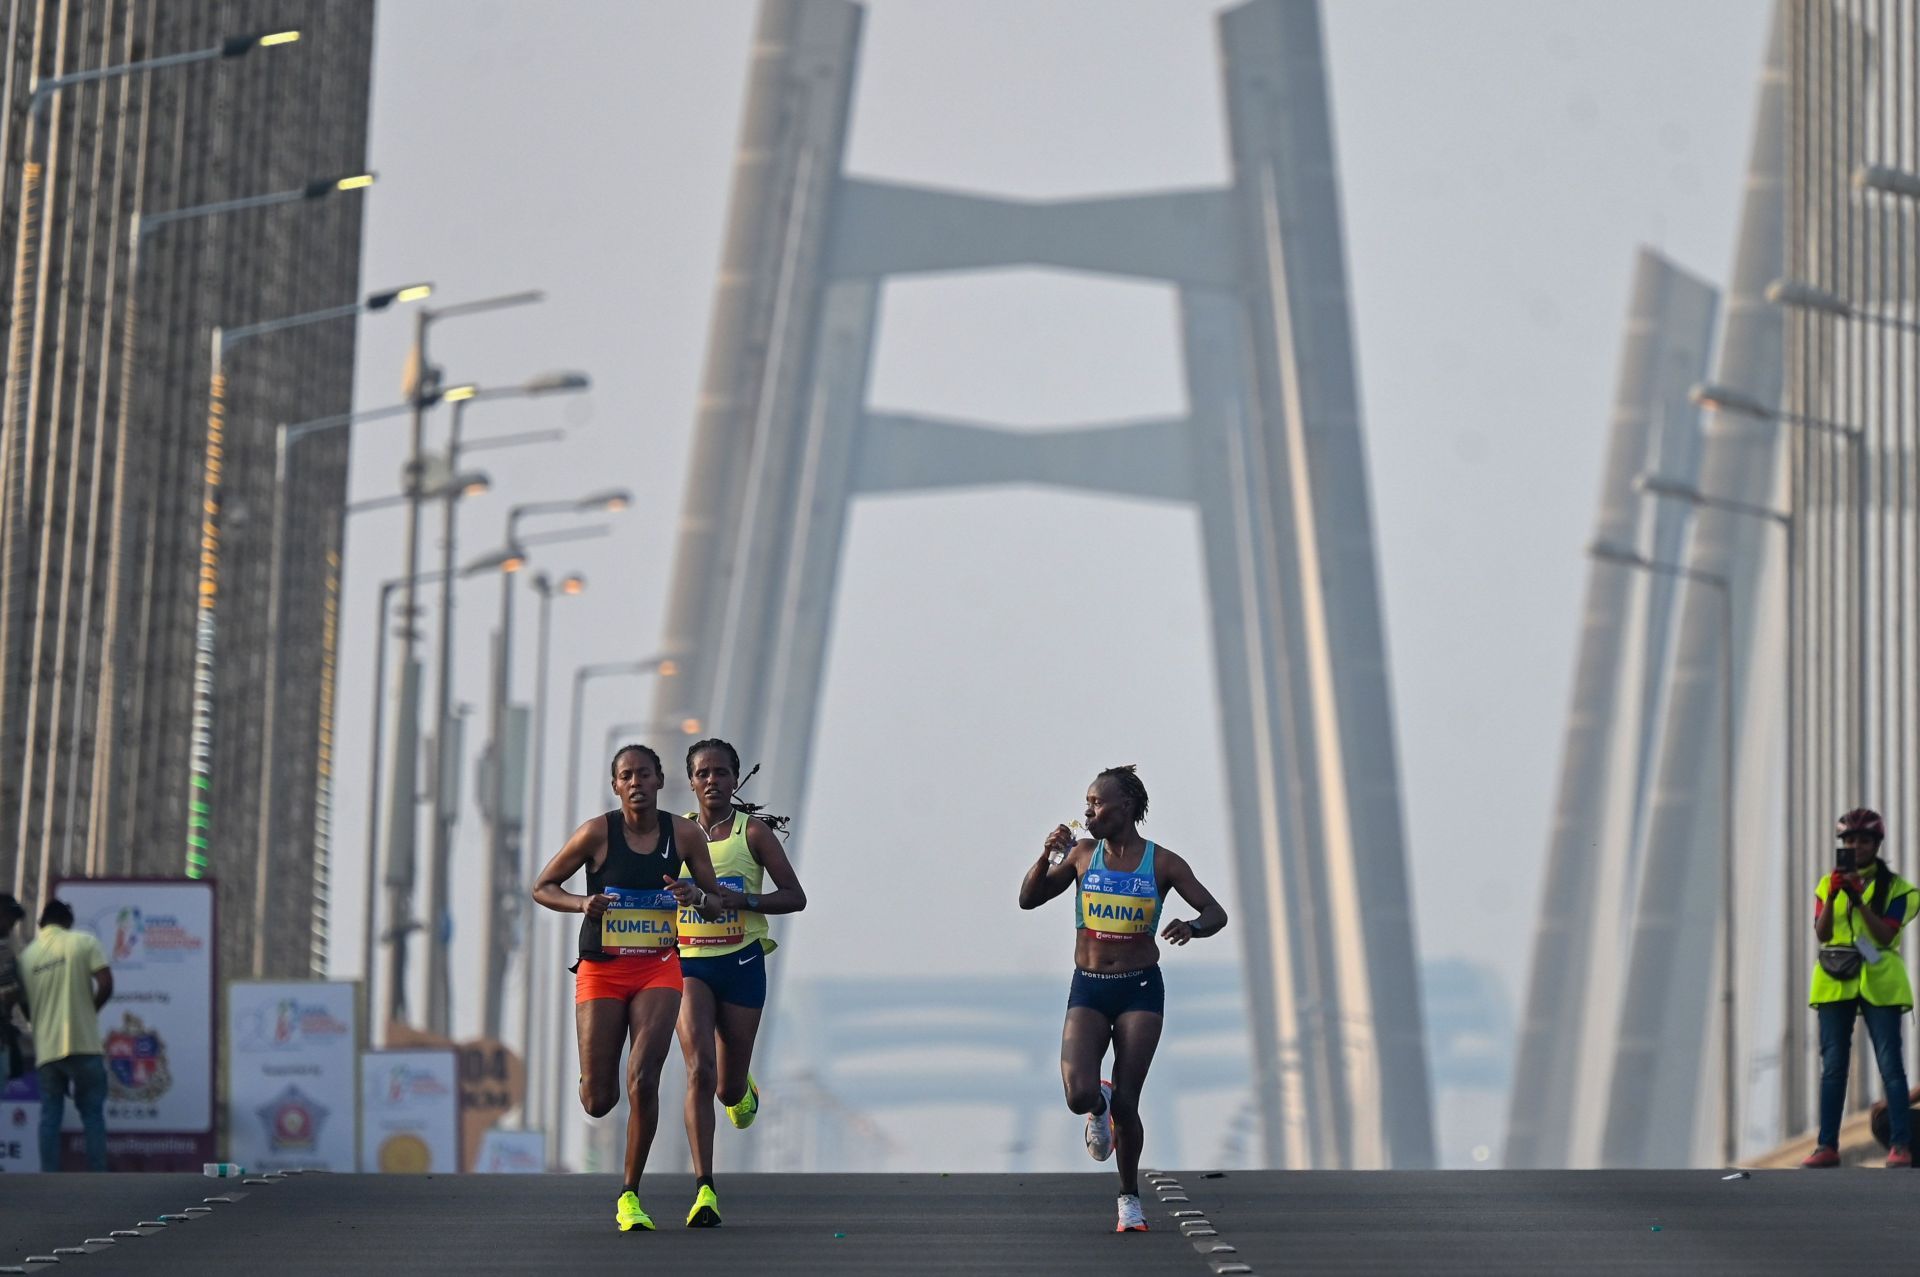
[1085,1079,1115,1162]
[1115,1193,1148,1233]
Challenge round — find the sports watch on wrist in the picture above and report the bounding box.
[745,892,761,911]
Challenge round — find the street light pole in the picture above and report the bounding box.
[1592,540,1736,1166]
[1694,384,1867,804]
[1637,474,1803,1140]
[518,570,584,1129]
[477,491,628,1040]
[395,292,545,1037]
[422,372,587,1038]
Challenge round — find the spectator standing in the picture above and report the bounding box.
[0,894,24,1079]
[18,899,112,1171]
[1802,808,1917,1169]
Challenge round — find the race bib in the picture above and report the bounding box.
[600,885,678,954]
[1081,869,1156,941]
[678,876,747,948]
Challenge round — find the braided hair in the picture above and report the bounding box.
[1096,764,1150,823]
[686,737,792,835]
[610,742,664,781]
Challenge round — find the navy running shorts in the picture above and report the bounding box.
[680,942,768,1009]
[1067,965,1165,1020]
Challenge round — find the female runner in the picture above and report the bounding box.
[532,743,725,1233]
[1018,764,1228,1233]
[674,737,808,1227]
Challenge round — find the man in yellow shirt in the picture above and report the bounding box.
[19,898,113,1171]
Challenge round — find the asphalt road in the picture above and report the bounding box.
[3,1168,1915,1275]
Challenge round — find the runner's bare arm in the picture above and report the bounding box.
[664,815,727,917]
[734,818,807,914]
[1020,828,1088,909]
[1158,849,1228,945]
[533,818,611,916]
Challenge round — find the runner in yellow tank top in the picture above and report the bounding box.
[673,737,808,1227]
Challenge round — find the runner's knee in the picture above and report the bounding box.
[581,1078,618,1118]
[629,1053,665,1095]
[1064,1082,1101,1113]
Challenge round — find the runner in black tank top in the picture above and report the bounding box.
[534,743,724,1233]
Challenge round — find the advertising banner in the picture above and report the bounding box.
[360,1049,459,1172]
[385,1023,524,1171]
[474,1128,545,1173]
[53,878,216,1170]
[0,1073,37,1172]
[228,981,359,1171]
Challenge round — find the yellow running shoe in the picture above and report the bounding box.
[616,1190,654,1232]
[685,1183,722,1228]
[725,1075,760,1130]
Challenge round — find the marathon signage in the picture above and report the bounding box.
[54,878,217,1170]
[227,981,359,1171]
[360,1049,460,1173]
[0,1074,36,1172]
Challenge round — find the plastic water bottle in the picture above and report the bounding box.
[203,1163,246,1178]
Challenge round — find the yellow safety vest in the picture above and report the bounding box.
[1809,865,1916,1009]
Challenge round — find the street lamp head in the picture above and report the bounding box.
[1689,382,1772,420]
[580,487,631,512]
[1855,163,1920,201]
[304,172,376,200]
[1765,278,1851,318]
[1587,540,1646,569]
[223,29,300,57]
[461,546,524,577]
[658,660,679,679]
[440,383,479,404]
[1633,473,1703,503]
[362,282,432,311]
[523,371,591,396]
[365,282,433,311]
[680,718,703,736]
[562,574,587,596]
[455,471,490,498]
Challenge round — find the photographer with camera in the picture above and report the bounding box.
[1802,808,1918,1169]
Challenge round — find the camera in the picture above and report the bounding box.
[1836,845,1857,872]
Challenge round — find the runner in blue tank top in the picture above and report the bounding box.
[1018,764,1228,1234]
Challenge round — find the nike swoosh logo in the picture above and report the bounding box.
[1139,981,1149,987]
[739,954,756,965]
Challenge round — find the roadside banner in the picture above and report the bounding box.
[0,1073,37,1172]
[53,877,216,1170]
[359,1049,459,1172]
[474,1127,545,1173]
[228,981,359,1171]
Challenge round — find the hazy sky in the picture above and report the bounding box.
[330,0,1772,1056]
